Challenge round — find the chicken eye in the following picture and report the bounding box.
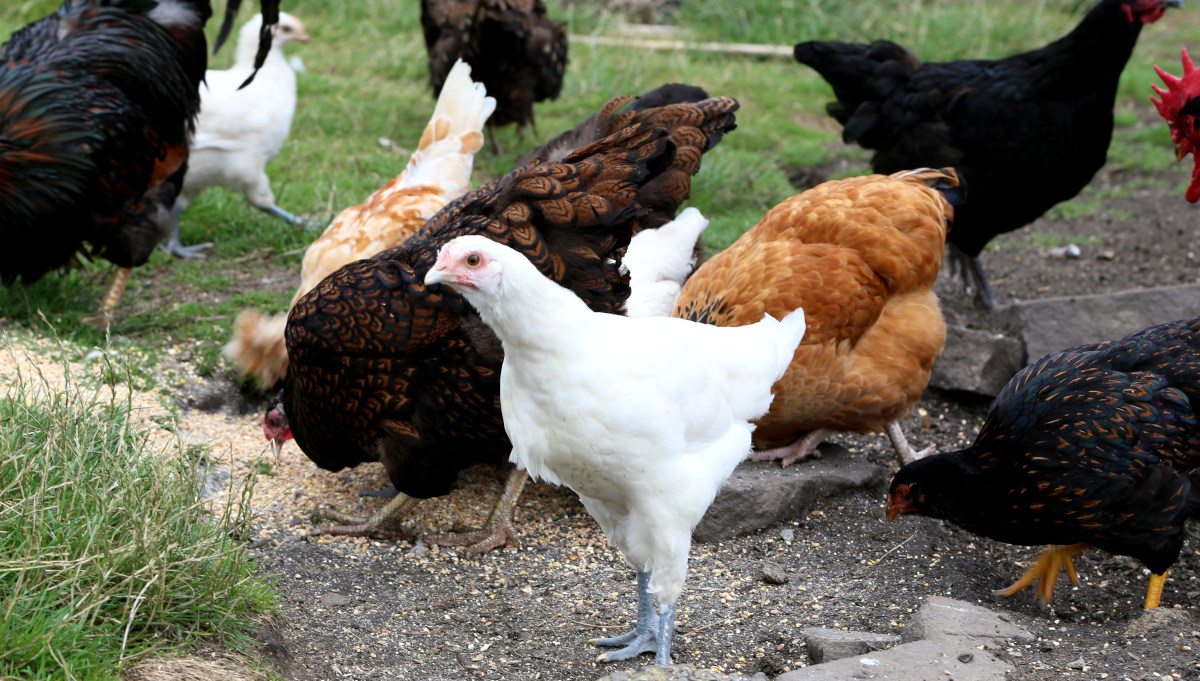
[466,254,481,268]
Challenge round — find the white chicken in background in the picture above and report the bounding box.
[224,59,495,388]
[621,207,709,318]
[166,12,311,258]
[425,235,806,666]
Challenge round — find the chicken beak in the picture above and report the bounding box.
[1177,140,1191,162]
[886,503,903,522]
[271,437,284,465]
[424,265,457,287]
[295,32,310,44]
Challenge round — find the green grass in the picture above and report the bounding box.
[0,334,275,681]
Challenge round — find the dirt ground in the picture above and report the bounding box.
[151,156,1198,681]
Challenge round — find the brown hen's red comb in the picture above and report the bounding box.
[1151,48,1200,131]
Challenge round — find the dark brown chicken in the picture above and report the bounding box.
[268,93,738,554]
[0,0,278,322]
[420,0,567,153]
[888,317,1200,609]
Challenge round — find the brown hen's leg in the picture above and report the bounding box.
[886,421,935,466]
[1144,571,1167,609]
[425,467,528,556]
[748,429,830,468]
[314,492,417,539]
[996,543,1090,605]
[82,266,132,326]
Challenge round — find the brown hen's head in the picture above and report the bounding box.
[263,391,293,462]
[1152,47,1200,203]
[1121,0,1182,24]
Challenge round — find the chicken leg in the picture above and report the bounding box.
[425,467,528,555]
[314,492,417,539]
[1144,571,1167,609]
[164,205,213,259]
[82,266,133,326]
[886,421,935,466]
[748,428,830,467]
[996,543,1090,604]
[591,571,661,662]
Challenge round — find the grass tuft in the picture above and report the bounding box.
[0,335,274,681]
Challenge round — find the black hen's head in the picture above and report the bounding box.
[1117,0,1182,24]
[886,452,978,522]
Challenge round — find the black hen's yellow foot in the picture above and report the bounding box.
[313,493,417,539]
[424,468,528,556]
[1144,571,1167,609]
[996,543,1090,604]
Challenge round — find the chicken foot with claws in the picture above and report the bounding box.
[996,543,1090,604]
[591,571,675,665]
[425,467,527,555]
[314,492,417,539]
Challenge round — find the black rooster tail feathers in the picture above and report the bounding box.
[213,0,279,88]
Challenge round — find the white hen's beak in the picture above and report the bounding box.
[424,264,457,288]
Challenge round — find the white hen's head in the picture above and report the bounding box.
[240,12,310,48]
[425,236,510,301]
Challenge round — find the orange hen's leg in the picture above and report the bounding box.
[315,492,418,539]
[749,428,831,467]
[886,421,935,466]
[1144,571,1167,609]
[426,467,528,555]
[996,543,1091,605]
[83,266,132,327]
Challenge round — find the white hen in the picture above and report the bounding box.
[622,207,709,318]
[425,235,806,665]
[166,12,310,257]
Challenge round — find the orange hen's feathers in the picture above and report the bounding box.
[675,168,956,454]
[224,60,495,387]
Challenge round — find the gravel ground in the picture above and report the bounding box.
[4,161,1200,681]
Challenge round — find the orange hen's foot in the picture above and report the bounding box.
[314,492,417,539]
[425,468,528,556]
[748,429,831,468]
[886,421,935,466]
[1144,571,1167,609]
[996,543,1091,605]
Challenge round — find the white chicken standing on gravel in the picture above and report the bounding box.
[425,235,806,665]
[166,12,311,258]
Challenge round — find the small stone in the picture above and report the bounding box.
[760,562,789,585]
[780,529,795,542]
[319,592,350,608]
[957,653,974,663]
[1066,657,1085,670]
[409,538,430,558]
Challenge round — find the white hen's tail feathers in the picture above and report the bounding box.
[623,207,709,318]
[724,308,807,422]
[222,59,495,388]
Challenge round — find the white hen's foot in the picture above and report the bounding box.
[593,571,662,662]
[748,429,830,467]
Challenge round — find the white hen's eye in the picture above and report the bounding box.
[466,254,482,268]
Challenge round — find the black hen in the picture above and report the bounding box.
[793,0,1181,308]
[888,317,1200,609]
[0,0,278,322]
[268,94,739,554]
[420,0,567,154]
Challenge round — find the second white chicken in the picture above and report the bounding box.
[167,12,311,257]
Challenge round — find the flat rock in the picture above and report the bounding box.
[935,284,1200,398]
[993,284,1200,364]
[802,627,900,663]
[594,664,767,681]
[694,444,889,543]
[776,638,1011,681]
[929,325,1024,397]
[900,596,1033,645]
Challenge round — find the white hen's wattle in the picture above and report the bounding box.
[425,234,805,665]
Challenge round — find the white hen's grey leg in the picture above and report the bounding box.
[591,571,659,661]
[654,604,676,665]
[163,204,213,259]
